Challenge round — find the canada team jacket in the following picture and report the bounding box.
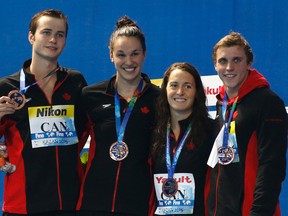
[77,73,160,215]
[0,59,87,214]
[152,115,216,216]
[207,69,287,216]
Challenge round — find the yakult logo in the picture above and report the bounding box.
[156,176,193,184]
[201,75,223,107]
[204,86,221,95]
[155,176,193,200]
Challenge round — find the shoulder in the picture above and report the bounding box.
[0,72,20,95]
[246,87,285,109]
[244,87,286,122]
[60,67,84,78]
[141,73,161,96]
[59,67,87,87]
[146,83,160,95]
[82,80,110,96]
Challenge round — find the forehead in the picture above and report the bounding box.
[36,16,66,33]
[112,36,142,51]
[216,45,246,59]
[168,69,194,82]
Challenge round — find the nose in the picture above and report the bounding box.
[125,56,133,65]
[226,61,234,70]
[176,87,184,95]
[49,36,56,43]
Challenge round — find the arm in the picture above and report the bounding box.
[250,95,287,216]
[0,96,16,173]
[0,96,15,122]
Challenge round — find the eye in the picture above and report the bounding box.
[56,32,65,38]
[42,30,51,36]
[169,82,178,88]
[218,58,227,65]
[184,84,192,89]
[233,57,242,63]
[116,53,125,58]
[131,52,140,56]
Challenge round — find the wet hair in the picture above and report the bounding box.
[108,15,146,52]
[29,9,68,36]
[151,62,210,156]
[212,31,253,65]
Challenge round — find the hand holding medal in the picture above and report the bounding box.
[0,96,17,121]
[8,90,26,110]
[6,68,60,111]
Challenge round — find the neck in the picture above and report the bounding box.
[115,76,143,101]
[29,59,58,79]
[225,89,238,100]
[170,110,192,125]
[170,111,191,139]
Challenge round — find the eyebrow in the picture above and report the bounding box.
[41,28,65,34]
[117,48,142,52]
[169,81,192,85]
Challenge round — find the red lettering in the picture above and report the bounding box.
[156,176,163,183]
[185,176,192,183]
[205,86,221,95]
[156,175,193,183]
[175,176,192,183]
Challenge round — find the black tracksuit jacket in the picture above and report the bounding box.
[0,59,87,214]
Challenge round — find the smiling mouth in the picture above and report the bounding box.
[47,46,57,51]
[224,74,236,78]
[174,98,186,102]
[123,67,136,72]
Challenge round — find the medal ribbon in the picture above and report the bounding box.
[114,79,143,143]
[19,67,59,94]
[166,123,191,179]
[222,93,238,147]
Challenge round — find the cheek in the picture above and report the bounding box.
[136,57,145,65]
[166,91,173,102]
[61,40,66,47]
[215,61,227,68]
[113,60,121,67]
[188,92,196,103]
[215,65,224,73]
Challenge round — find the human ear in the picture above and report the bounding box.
[28,31,35,45]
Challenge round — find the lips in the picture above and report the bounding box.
[46,46,57,50]
[174,98,186,102]
[224,74,236,78]
[123,67,136,72]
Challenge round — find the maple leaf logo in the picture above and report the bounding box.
[187,142,195,151]
[62,92,71,101]
[140,106,150,114]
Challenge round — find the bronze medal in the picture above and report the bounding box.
[218,146,235,165]
[162,178,178,197]
[8,90,26,110]
[109,141,129,161]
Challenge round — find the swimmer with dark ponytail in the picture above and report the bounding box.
[77,16,160,216]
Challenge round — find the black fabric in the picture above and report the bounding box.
[77,74,160,215]
[3,211,75,216]
[0,59,88,214]
[208,85,287,216]
[152,115,216,216]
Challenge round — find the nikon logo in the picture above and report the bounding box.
[36,107,67,117]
